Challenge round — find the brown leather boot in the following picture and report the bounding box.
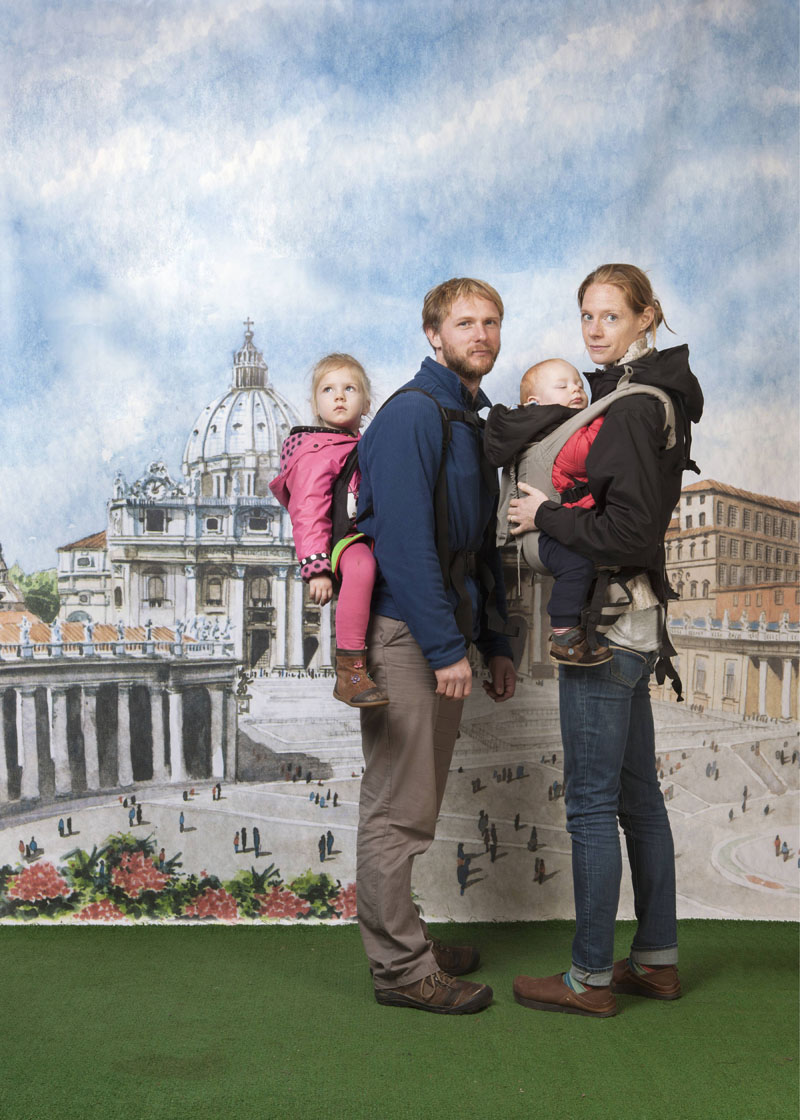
[333,649,389,708]
[375,971,492,1013]
[549,628,612,667]
[430,938,480,976]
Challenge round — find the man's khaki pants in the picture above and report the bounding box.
[357,615,463,989]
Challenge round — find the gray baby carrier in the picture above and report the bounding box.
[496,370,677,587]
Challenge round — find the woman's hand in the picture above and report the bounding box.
[308,575,334,605]
[507,481,550,535]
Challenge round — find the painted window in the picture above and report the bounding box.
[206,577,224,606]
[694,657,707,693]
[250,577,269,606]
[147,575,165,606]
[723,661,736,699]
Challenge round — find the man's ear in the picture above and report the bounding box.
[424,325,440,353]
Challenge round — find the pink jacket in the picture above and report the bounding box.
[269,427,360,580]
[551,417,604,510]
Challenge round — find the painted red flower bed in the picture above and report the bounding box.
[332,881,357,919]
[256,886,312,919]
[8,861,71,902]
[74,899,129,922]
[112,851,171,897]
[184,886,238,921]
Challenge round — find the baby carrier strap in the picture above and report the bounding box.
[534,368,677,477]
[497,371,678,569]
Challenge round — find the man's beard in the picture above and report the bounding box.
[439,343,498,382]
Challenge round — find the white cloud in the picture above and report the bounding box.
[40,126,154,201]
[693,399,799,501]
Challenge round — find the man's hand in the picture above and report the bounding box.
[482,655,517,703]
[434,656,473,700]
[308,575,334,605]
[508,481,549,535]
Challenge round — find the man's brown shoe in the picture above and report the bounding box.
[513,973,617,1017]
[611,960,682,1000]
[430,938,480,976]
[375,970,492,1014]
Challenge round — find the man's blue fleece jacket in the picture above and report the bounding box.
[356,356,512,671]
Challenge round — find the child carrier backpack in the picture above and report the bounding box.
[495,369,677,577]
[341,386,511,643]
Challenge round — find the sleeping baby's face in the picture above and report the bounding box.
[520,359,588,410]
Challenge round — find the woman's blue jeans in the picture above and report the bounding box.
[559,645,678,986]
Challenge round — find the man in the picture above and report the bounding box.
[355,278,517,1014]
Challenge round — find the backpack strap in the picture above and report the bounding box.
[330,445,361,550]
[381,388,455,590]
[361,386,505,643]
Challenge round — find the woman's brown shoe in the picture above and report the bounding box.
[513,973,617,1017]
[611,960,682,1000]
[549,629,612,667]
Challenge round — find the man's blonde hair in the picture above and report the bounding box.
[422,278,504,334]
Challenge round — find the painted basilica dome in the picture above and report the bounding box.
[182,322,301,484]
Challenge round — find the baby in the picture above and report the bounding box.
[486,358,611,666]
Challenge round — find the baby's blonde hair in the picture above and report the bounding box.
[310,353,372,425]
[520,359,579,404]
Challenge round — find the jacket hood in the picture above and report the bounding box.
[587,344,704,423]
[483,402,575,467]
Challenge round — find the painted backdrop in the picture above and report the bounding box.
[0,0,797,924]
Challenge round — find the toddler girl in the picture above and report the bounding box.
[269,354,388,707]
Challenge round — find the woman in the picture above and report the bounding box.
[509,264,704,1017]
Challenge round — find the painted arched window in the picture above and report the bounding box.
[147,575,165,606]
[250,577,269,606]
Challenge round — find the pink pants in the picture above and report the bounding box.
[335,542,377,649]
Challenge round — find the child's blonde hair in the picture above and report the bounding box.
[310,353,372,426]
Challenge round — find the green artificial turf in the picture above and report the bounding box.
[0,920,796,1120]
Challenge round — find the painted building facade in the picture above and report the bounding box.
[58,325,335,672]
[657,480,799,720]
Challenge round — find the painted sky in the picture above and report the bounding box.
[2,0,798,571]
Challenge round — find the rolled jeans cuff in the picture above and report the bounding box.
[630,946,678,967]
[570,964,613,988]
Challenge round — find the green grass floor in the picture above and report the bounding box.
[1,920,796,1120]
